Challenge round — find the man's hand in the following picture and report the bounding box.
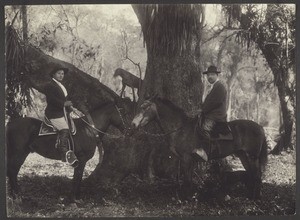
[64,101,73,107]
[196,109,203,119]
[196,109,202,114]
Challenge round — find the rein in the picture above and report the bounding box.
[72,106,126,139]
[139,107,183,158]
[141,125,182,137]
[114,105,127,130]
[141,111,182,137]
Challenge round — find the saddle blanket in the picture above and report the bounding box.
[39,117,76,136]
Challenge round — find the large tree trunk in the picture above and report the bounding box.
[121,4,205,182]
[140,55,203,113]
[58,4,207,184]
[133,4,204,113]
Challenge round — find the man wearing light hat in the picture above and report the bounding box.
[192,65,228,161]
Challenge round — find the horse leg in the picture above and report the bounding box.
[71,160,87,201]
[247,157,262,199]
[147,147,156,183]
[7,150,30,198]
[238,152,261,199]
[132,87,136,102]
[181,154,194,200]
[120,83,126,98]
[236,152,252,197]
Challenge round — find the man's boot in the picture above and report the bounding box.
[57,129,79,167]
[192,148,208,162]
[57,129,70,162]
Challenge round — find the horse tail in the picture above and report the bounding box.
[259,134,268,173]
[5,123,12,176]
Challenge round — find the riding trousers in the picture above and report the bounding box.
[198,116,216,138]
[202,117,216,132]
[50,117,69,130]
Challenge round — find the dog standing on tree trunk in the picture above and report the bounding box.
[113,68,142,102]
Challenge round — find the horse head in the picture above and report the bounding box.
[131,94,159,129]
[107,97,136,135]
[113,68,122,77]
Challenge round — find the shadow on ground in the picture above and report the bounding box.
[6,173,295,217]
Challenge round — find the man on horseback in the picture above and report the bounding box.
[44,67,78,167]
[192,65,228,162]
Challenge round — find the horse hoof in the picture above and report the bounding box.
[224,194,231,201]
[71,160,79,168]
[100,198,109,206]
[74,199,84,204]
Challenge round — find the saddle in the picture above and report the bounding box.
[38,116,76,136]
[210,122,233,140]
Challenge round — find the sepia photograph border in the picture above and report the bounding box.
[0,0,299,219]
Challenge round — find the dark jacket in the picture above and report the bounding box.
[44,80,68,119]
[202,80,227,122]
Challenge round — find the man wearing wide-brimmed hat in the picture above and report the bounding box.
[192,65,227,161]
[43,67,78,167]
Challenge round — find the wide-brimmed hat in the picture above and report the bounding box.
[49,67,69,77]
[203,65,221,74]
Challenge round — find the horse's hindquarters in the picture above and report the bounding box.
[32,135,62,160]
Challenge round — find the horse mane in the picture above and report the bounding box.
[91,101,114,112]
[156,97,193,121]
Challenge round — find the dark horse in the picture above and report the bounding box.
[6,101,131,201]
[131,97,268,199]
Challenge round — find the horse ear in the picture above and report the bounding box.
[149,93,158,101]
[144,91,151,100]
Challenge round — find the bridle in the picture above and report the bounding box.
[72,104,129,139]
[137,101,183,160]
[138,101,182,137]
[114,104,131,135]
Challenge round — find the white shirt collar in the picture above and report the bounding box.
[52,78,68,97]
[209,78,219,87]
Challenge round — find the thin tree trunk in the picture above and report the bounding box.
[227,87,232,120]
[270,81,294,154]
[21,5,28,43]
[256,93,260,123]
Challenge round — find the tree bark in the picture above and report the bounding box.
[140,55,203,113]
[133,5,204,113]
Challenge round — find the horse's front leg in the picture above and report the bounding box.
[180,154,194,200]
[132,87,136,102]
[71,160,86,201]
[120,83,126,98]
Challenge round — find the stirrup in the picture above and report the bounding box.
[65,150,79,168]
[192,148,208,162]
